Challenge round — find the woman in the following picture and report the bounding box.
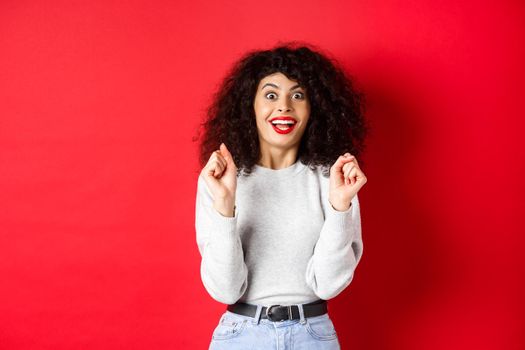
[194,42,369,349]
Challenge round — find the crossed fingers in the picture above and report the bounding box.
[342,153,360,185]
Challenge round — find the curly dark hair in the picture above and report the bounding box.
[193,40,370,178]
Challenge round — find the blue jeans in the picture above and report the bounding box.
[209,303,341,350]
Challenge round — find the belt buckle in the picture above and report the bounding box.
[266,305,293,322]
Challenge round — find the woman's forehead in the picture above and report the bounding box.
[260,72,292,82]
[258,72,303,89]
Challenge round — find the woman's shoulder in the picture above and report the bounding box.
[303,161,330,179]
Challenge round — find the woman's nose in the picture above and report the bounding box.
[278,103,292,113]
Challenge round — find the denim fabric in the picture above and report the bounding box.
[208,303,341,350]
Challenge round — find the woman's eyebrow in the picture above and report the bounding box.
[261,83,303,91]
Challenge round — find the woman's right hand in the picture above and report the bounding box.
[200,143,238,216]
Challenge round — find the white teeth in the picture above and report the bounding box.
[271,120,296,125]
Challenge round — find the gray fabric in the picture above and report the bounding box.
[195,160,363,306]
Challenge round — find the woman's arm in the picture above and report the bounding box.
[195,174,248,304]
[305,191,364,300]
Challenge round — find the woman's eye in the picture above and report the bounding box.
[264,91,304,100]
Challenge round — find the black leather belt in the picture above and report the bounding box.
[227,299,327,322]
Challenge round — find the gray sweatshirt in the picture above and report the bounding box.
[195,159,364,306]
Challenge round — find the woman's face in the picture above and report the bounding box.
[253,72,310,152]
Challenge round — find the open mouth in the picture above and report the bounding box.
[269,118,297,135]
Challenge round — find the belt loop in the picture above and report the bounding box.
[298,303,307,325]
[252,304,263,325]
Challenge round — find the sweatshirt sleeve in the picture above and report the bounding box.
[195,174,248,305]
[305,187,364,300]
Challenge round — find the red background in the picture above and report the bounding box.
[1,1,523,349]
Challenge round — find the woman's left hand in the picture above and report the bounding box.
[328,153,368,211]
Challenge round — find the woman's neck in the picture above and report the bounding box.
[257,146,299,170]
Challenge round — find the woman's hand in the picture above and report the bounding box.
[328,153,367,211]
[200,143,238,217]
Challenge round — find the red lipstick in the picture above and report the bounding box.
[269,116,297,135]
